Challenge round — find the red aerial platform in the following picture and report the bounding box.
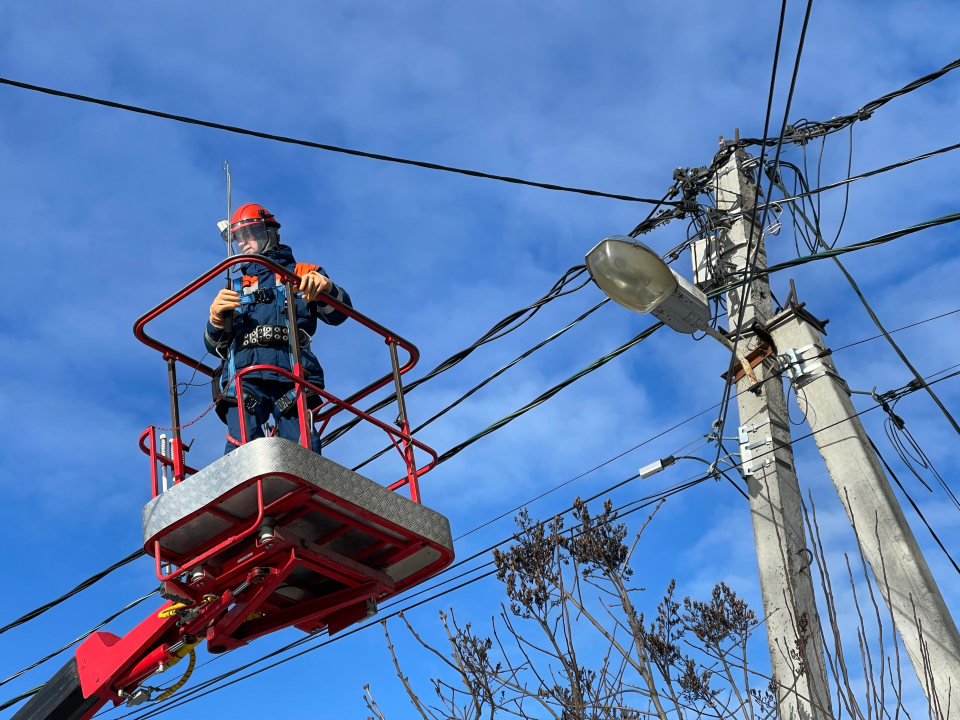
[15,255,453,720]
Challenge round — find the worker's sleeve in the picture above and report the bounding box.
[312,267,353,327]
[204,319,231,358]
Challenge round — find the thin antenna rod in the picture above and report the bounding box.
[223,160,233,259]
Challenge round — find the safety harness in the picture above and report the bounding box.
[211,264,321,423]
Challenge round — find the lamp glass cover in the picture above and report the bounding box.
[585,236,678,313]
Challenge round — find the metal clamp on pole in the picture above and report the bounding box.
[779,343,827,386]
[738,421,772,477]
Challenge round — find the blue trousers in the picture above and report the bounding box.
[225,379,321,455]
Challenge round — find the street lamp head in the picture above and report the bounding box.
[586,235,711,335]
[584,236,677,313]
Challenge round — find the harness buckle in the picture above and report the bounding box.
[242,392,259,415]
[274,390,299,417]
[250,288,275,305]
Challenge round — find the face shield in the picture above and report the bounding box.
[223,220,279,256]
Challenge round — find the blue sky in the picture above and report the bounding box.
[1,1,960,717]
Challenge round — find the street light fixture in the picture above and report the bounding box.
[585,236,711,334]
[585,235,756,380]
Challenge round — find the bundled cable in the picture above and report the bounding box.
[0,589,158,689]
[869,437,960,576]
[0,549,146,638]
[435,322,663,465]
[321,265,592,448]
[0,77,673,207]
[875,385,960,514]
[352,298,610,471]
[726,56,960,150]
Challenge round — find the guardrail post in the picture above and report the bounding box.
[148,426,159,498]
[388,339,420,503]
[165,355,185,483]
[286,280,311,449]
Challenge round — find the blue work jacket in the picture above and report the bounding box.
[204,245,352,388]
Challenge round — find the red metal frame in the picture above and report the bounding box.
[154,479,264,583]
[233,364,437,496]
[132,253,419,389]
[140,427,200,497]
[132,254,433,500]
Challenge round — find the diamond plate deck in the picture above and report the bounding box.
[142,437,453,586]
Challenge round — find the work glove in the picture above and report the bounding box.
[209,288,241,329]
[299,271,333,303]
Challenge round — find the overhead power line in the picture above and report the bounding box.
[321,265,592,449]
[0,76,673,207]
[353,298,611,472]
[435,321,664,465]
[707,210,960,298]
[0,590,158,690]
[0,549,145,638]
[732,56,960,149]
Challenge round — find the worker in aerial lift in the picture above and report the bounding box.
[205,203,352,454]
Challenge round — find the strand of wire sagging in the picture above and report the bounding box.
[352,298,611,472]
[0,590,159,689]
[321,265,592,449]
[880,393,960,513]
[869,438,960,575]
[0,77,673,207]
[0,549,146,638]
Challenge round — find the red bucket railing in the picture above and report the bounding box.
[133,254,433,503]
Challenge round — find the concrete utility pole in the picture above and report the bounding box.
[709,149,833,720]
[770,304,960,718]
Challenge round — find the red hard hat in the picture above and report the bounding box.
[230,203,280,232]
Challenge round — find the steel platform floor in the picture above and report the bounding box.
[142,437,453,610]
